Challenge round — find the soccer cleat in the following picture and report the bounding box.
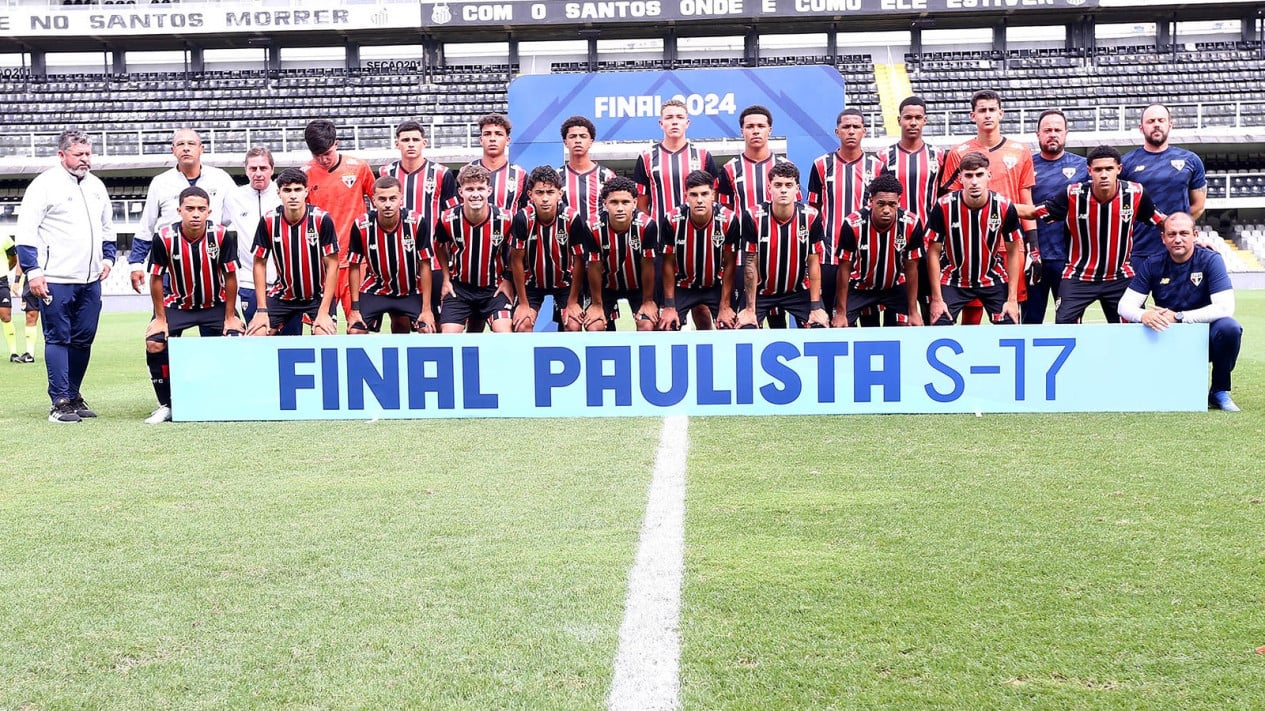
[69,397,97,418]
[18,353,34,363]
[48,399,82,424]
[1209,391,1241,412]
[8,354,18,363]
[144,404,172,424]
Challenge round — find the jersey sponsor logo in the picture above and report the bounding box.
[1190,271,1203,286]
[1170,159,1186,172]
[1069,184,1084,195]
[342,175,356,188]
[1133,165,1145,173]
[1062,167,1077,179]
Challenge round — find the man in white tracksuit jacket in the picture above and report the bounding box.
[16,130,117,424]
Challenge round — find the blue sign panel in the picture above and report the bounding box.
[169,325,1209,421]
[507,66,845,191]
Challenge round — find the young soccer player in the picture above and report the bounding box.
[578,177,660,332]
[346,176,436,334]
[833,174,925,327]
[558,115,616,224]
[659,170,741,330]
[509,166,589,332]
[433,165,516,333]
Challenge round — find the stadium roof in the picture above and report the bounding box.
[0,0,1260,53]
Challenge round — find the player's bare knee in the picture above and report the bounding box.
[145,334,167,354]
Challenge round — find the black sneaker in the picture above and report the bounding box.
[18,353,34,363]
[8,354,17,363]
[48,399,82,424]
[69,397,97,418]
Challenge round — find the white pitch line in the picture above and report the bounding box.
[608,414,689,711]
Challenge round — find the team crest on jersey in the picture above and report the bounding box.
[1062,167,1077,179]
[431,1,452,23]
[341,175,356,188]
[491,226,504,247]
[895,235,907,251]
[987,212,1001,232]
[554,229,568,246]
[712,231,725,248]
[506,178,518,192]
[1003,155,1018,170]
[630,236,642,251]
[797,228,809,243]
[1170,159,1186,172]
[206,241,219,260]
[1121,203,1134,221]
[424,179,436,192]
[306,229,318,246]
[403,236,415,251]
[1190,271,1203,286]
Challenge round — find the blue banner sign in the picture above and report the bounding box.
[169,324,1209,420]
[507,66,845,190]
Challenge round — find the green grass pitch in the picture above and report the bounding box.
[1,295,1262,708]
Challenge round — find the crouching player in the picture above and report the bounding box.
[434,165,516,333]
[735,162,829,329]
[143,186,244,423]
[347,176,436,334]
[578,177,659,331]
[246,168,341,336]
[832,174,925,327]
[510,166,590,332]
[659,170,741,329]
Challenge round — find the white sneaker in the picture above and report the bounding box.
[144,405,172,424]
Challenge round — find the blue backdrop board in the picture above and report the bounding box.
[507,66,846,192]
[170,325,1210,421]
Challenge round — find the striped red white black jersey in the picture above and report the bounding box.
[718,154,786,212]
[468,160,528,213]
[877,143,946,221]
[559,163,617,223]
[631,142,720,220]
[1035,180,1163,283]
[741,203,826,296]
[252,207,339,301]
[347,209,434,298]
[837,208,926,291]
[433,205,514,288]
[511,204,585,290]
[379,159,457,236]
[924,192,1022,288]
[577,212,658,292]
[658,204,741,290]
[807,151,883,265]
[149,222,236,310]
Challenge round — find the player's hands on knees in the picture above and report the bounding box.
[563,303,585,332]
[246,312,270,336]
[1002,300,1021,325]
[513,304,536,332]
[807,308,829,328]
[928,298,948,325]
[735,308,758,329]
[312,313,337,335]
[657,306,680,331]
[583,304,606,331]
[906,310,925,327]
[415,313,436,333]
[223,315,245,336]
[830,310,848,328]
[716,305,737,329]
[635,302,658,330]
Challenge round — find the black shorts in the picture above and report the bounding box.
[753,290,816,327]
[523,286,574,325]
[935,284,1015,325]
[599,289,645,322]
[819,262,840,313]
[845,285,910,326]
[670,285,725,319]
[1055,278,1129,324]
[268,295,335,331]
[358,291,422,331]
[441,282,512,326]
[167,305,227,337]
[0,277,9,309]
